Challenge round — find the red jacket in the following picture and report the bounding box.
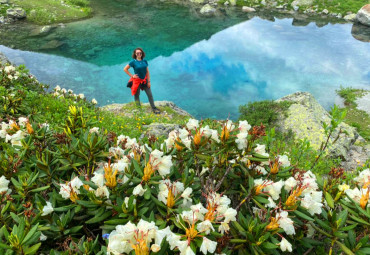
[127,75,148,95]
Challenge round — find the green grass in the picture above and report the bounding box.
[336,87,370,142]
[12,0,91,24]
[219,0,369,16]
[238,100,292,129]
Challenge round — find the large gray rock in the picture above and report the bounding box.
[341,143,370,172]
[0,0,9,4]
[356,4,370,26]
[275,92,358,159]
[6,8,26,19]
[200,4,216,15]
[190,0,206,4]
[143,123,182,137]
[40,40,64,50]
[291,0,313,7]
[101,101,192,119]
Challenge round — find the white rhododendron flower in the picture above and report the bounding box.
[197,220,215,234]
[225,120,235,130]
[354,169,370,187]
[278,154,290,167]
[236,132,248,150]
[238,120,251,133]
[133,184,146,196]
[150,149,173,176]
[117,135,138,149]
[54,85,61,91]
[18,117,28,127]
[91,172,105,187]
[301,191,323,215]
[41,201,54,216]
[89,127,99,134]
[39,232,47,241]
[92,98,98,104]
[200,237,217,255]
[265,180,284,200]
[284,177,298,191]
[0,175,11,193]
[78,93,85,99]
[280,237,293,252]
[276,210,295,235]
[4,65,15,73]
[186,118,199,130]
[59,177,83,199]
[95,186,110,198]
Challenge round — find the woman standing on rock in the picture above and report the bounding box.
[124,47,160,114]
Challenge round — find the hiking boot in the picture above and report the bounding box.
[152,107,161,114]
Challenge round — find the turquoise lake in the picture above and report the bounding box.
[0,0,369,119]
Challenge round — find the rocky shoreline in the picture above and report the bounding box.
[0,0,369,27]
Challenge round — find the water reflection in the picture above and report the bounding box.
[1,17,369,119]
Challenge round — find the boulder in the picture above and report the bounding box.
[344,13,357,22]
[291,0,313,7]
[0,16,4,24]
[341,143,370,171]
[0,0,9,4]
[242,6,256,12]
[190,0,206,4]
[29,25,54,36]
[6,8,26,19]
[143,123,182,138]
[275,92,358,159]
[356,4,370,26]
[200,4,216,15]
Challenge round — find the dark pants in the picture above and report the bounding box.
[134,86,156,109]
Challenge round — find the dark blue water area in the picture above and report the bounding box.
[1,17,369,119]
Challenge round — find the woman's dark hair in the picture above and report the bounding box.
[132,47,145,59]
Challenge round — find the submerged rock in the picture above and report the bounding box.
[6,8,26,19]
[200,4,217,15]
[40,40,64,50]
[356,4,370,26]
[275,92,358,159]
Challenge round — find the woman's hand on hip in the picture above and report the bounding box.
[132,74,139,79]
[147,81,151,88]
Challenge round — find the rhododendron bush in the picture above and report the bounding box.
[1,64,370,254]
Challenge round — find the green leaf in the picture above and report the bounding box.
[336,241,355,255]
[30,186,50,193]
[24,242,41,255]
[22,224,39,245]
[132,159,143,176]
[294,210,314,221]
[86,211,112,224]
[262,242,278,249]
[230,239,248,243]
[324,192,335,209]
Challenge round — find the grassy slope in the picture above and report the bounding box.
[337,87,370,143]
[10,0,91,24]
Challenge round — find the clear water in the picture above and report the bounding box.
[0,0,369,119]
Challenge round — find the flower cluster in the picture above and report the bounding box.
[2,65,20,80]
[344,169,370,209]
[0,117,33,146]
[52,85,97,105]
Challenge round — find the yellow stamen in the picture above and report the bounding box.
[265,217,279,231]
[104,164,117,188]
[70,189,78,203]
[285,186,305,207]
[193,131,202,147]
[142,162,155,182]
[26,122,34,134]
[175,138,184,151]
[360,189,370,209]
[270,158,279,174]
[221,125,230,142]
[186,224,198,240]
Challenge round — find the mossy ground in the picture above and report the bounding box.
[337,87,370,143]
[10,0,91,24]
[219,0,369,16]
